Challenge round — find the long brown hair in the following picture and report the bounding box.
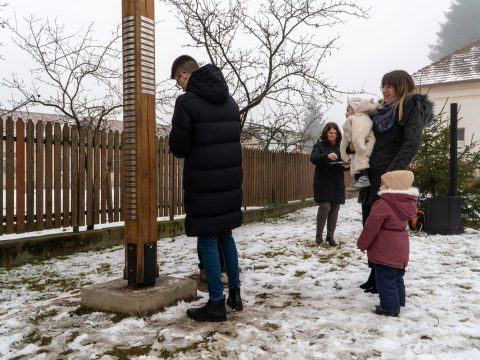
[381,70,415,121]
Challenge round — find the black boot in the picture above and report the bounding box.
[226,287,243,311]
[186,298,227,322]
[360,268,375,289]
[326,236,336,246]
[374,305,399,317]
[364,286,378,294]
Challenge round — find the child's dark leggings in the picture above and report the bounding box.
[375,264,406,310]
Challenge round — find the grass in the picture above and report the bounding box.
[288,292,303,300]
[104,345,152,359]
[158,340,209,359]
[261,323,280,332]
[270,300,292,309]
[96,263,112,275]
[262,251,287,258]
[70,306,131,323]
[32,309,59,325]
[253,264,269,270]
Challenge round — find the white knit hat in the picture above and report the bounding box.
[347,97,362,112]
[381,170,414,190]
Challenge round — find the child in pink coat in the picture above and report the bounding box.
[357,170,418,317]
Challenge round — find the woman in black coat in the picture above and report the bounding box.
[310,122,347,246]
[354,70,433,293]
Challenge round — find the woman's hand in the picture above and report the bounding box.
[327,152,338,161]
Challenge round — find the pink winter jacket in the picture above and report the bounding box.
[357,189,418,269]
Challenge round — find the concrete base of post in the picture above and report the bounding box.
[81,276,197,316]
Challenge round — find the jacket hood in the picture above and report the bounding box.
[186,64,229,104]
[350,98,380,114]
[403,93,434,127]
[378,188,418,220]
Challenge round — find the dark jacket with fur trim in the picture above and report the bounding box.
[310,134,345,204]
[357,188,418,268]
[359,94,433,205]
[169,64,243,237]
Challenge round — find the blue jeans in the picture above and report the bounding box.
[197,232,241,301]
[375,264,406,310]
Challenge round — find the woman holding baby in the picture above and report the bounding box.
[350,70,434,293]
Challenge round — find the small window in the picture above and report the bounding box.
[457,128,465,141]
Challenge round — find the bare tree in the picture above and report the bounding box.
[163,0,367,147]
[299,98,324,153]
[2,17,122,130]
[0,3,8,60]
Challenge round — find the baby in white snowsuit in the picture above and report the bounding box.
[340,97,380,190]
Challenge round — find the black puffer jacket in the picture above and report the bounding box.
[310,134,345,205]
[359,93,433,205]
[169,64,243,237]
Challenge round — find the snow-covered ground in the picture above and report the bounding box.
[1,199,479,359]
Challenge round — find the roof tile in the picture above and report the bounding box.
[412,38,480,86]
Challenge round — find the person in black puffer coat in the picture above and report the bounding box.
[310,122,348,247]
[169,55,243,322]
[352,70,433,294]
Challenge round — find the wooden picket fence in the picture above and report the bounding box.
[0,117,314,235]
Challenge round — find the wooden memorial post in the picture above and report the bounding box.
[122,0,158,288]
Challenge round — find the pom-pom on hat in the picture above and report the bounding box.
[381,170,414,190]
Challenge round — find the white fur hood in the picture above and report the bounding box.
[378,187,419,197]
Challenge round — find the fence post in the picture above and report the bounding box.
[16,119,26,233]
[35,121,44,231]
[45,122,53,229]
[71,126,79,231]
[169,150,176,221]
[5,118,15,233]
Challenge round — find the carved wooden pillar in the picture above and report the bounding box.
[122,0,157,287]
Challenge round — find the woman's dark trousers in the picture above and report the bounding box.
[362,203,376,290]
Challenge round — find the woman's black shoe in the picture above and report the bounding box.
[186,298,227,322]
[359,281,372,289]
[364,286,378,294]
[326,236,337,246]
[226,287,243,311]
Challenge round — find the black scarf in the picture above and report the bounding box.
[371,103,396,133]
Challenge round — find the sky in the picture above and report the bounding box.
[0,0,454,125]
[1,199,479,358]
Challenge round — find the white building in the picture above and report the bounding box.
[412,38,480,149]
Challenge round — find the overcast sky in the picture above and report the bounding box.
[0,0,453,125]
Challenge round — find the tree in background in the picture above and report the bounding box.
[163,0,367,149]
[2,17,122,130]
[428,0,480,61]
[299,98,324,153]
[0,3,8,60]
[412,105,480,227]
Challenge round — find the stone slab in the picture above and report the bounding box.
[81,276,197,316]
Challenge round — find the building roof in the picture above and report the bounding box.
[412,38,480,86]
